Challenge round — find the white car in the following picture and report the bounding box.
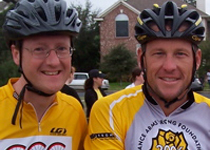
[190,78,203,91]
[68,72,109,90]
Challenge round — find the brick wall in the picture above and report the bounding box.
[99,4,139,60]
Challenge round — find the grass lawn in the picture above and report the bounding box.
[203,82,210,91]
[109,82,130,91]
[109,82,210,92]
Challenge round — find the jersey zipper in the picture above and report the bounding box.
[28,102,58,132]
[38,122,41,132]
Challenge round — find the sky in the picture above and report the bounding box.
[66,0,119,11]
[0,0,119,12]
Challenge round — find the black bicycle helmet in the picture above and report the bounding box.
[135,1,205,45]
[2,0,81,42]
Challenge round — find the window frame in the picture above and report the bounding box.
[115,14,129,38]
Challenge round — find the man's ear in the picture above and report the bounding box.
[195,49,202,70]
[137,47,143,68]
[11,45,20,66]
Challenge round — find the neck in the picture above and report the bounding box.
[65,78,72,84]
[93,83,99,90]
[13,78,56,121]
[145,84,189,116]
[155,95,188,116]
[134,80,143,86]
[25,90,55,121]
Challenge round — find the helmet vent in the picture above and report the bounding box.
[188,12,199,21]
[66,8,76,26]
[140,11,150,21]
[147,21,160,32]
[165,20,173,31]
[67,9,73,17]
[55,5,61,21]
[179,22,190,32]
[43,0,48,3]
[165,2,174,16]
[135,27,144,35]
[36,7,47,21]
[28,0,35,2]
[193,27,205,35]
[16,10,29,19]
[72,20,76,27]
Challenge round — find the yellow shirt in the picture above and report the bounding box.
[94,88,103,99]
[0,78,87,150]
[85,85,210,150]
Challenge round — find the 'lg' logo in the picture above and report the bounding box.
[50,128,67,135]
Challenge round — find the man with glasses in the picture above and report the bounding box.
[0,0,87,149]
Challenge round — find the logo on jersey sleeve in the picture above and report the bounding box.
[150,129,188,150]
[90,132,117,140]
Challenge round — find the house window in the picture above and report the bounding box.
[115,14,129,37]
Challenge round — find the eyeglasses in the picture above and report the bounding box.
[23,46,75,59]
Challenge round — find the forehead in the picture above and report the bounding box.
[146,38,192,51]
[22,34,71,45]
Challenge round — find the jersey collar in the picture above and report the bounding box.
[142,84,194,110]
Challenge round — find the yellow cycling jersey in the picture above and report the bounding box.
[85,84,210,150]
[0,78,87,150]
[94,89,103,99]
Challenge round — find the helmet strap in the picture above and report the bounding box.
[146,83,190,108]
[19,66,54,97]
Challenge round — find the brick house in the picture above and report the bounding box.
[95,0,210,60]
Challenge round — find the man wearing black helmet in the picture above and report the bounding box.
[85,1,210,150]
[0,0,87,149]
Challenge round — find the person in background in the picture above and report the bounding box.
[206,69,210,88]
[61,66,84,107]
[0,0,87,149]
[84,1,210,149]
[66,66,76,85]
[125,67,144,89]
[84,69,106,118]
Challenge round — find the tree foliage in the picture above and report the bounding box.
[0,58,20,86]
[0,5,11,57]
[0,3,20,86]
[197,39,210,79]
[71,1,101,72]
[100,44,137,82]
